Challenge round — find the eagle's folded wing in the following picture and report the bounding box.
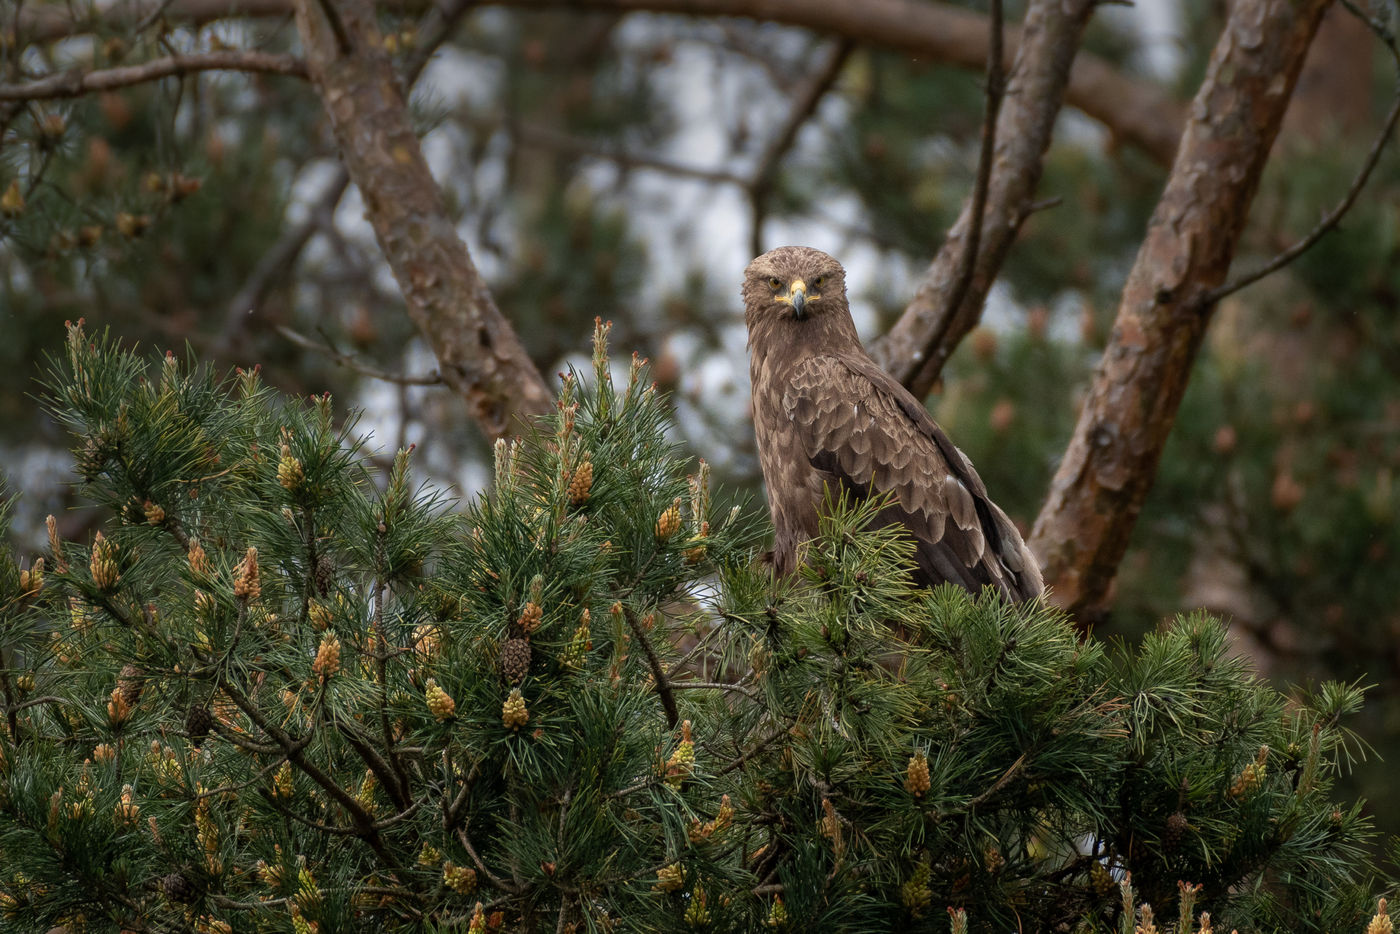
[783,353,1041,600]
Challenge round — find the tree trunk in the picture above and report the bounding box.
[292,0,554,439]
[1028,0,1334,620]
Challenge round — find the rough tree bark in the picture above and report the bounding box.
[868,0,1097,397]
[291,0,554,439]
[1028,0,1335,620]
[18,0,1185,167]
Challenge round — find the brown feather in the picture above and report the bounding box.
[744,246,1043,602]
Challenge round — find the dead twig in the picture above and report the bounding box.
[275,324,444,385]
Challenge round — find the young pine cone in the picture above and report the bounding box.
[654,499,682,541]
[502,688,529,730]
[425,678,456,721]
[443,862,478,894]
[567,458,593,506]
[185,703,214,747]
[905,752,931,797]
[518,601,543,633]
[500,637,531,685]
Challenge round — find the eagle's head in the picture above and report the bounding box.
[742,246,851,335]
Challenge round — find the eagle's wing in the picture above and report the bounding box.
[783,353,1042,601]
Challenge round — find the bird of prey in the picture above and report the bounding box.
[743,246,1043,602]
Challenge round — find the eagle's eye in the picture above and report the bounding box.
[813,275,827,288]
[767,276,782,289]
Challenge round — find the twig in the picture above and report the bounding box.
[194,757,289,799]
[133,0,182,32]
[456,825,525,893]
[0,51,306,101]
[275,324,444,385]
[962,752,1026,811]
[905,0,1005,392]
[748,38,854,258]
[1203,13,1400,304]
[671,680,759,700]
[622,603,679,727]
[507,121,749,186]
[717,724,789,776]
[6,694,68,712]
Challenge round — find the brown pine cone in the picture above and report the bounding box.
[314,553,335,597]
[185,703,214,747]
[1164,811,1188,851]
[161,871,197,903]
[117,664,144,706]
[500,637,532,684]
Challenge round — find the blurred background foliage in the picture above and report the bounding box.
[2,0,1399,835]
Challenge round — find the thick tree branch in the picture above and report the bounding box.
[0,50,305,101]
[291,0,554,439]
[1028,0,1335,621]
[18,0,1185,167]
[869,0,1098,396]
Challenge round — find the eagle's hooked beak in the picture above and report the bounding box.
[787,280,808,320]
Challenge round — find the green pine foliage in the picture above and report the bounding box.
[0,322,1393,932]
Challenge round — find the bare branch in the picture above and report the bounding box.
[748,38,854,258]
[1028,0,1335,621]
[17,0,1186,167]
[869,0,1099,396]
[221,171,347,348]
[0,51,305,102]
[275,324,443,385]
[508,121,749,187]
[292,0,554,438]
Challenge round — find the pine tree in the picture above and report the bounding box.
[0,320,1393,932]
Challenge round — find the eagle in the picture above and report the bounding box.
[743,245,1043,602]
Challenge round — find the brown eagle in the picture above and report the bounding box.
[743,246,1043,602]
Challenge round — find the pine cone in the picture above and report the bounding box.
[518,601,543,633]
[161,871,198,903]
[1164,811,1188,851]
[904,752,930,797]
[500,638,531,684]
[314,554,335,597]
[185,703,214,747]
[118,664,144,706]
[425,679,456,721]
[443,861,478,894]
[502,688,529,730]
[567,459,593,506]
[654,499,682,540]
